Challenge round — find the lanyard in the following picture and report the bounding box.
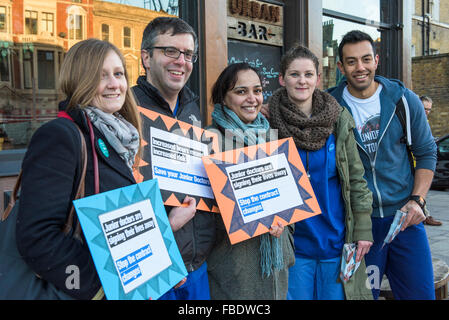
[173,97,180,117]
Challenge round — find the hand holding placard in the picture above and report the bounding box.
[168,196,197,232]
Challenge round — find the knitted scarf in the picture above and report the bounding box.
[268,87,341,151]
[211,103,284,278]
[84,106,139,172]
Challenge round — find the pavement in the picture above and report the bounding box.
[425,188,449,267]
[424,188,449,299]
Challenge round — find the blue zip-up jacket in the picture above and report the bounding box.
[328,75,437,218]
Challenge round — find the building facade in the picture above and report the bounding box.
[412,0,449,57]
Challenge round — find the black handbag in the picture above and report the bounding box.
[0,116,94,299]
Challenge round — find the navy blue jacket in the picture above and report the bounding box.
[16,107,136,299]
[132,77,215,272]
[328,76,437,218]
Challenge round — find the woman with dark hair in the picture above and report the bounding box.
[15,39,195,299]
[268,44,373,300]
[206,63,295,300]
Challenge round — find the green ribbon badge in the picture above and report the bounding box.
[98,138,109,158]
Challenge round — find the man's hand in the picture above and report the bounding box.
[269,221,284,238]
[400,200,426,231]
[355,240,373,263]
[168,196,197,232]
[260,103,270,119]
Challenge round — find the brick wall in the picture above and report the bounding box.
[412,53,449,138]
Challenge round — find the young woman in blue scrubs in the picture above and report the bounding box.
[267,45,374,300]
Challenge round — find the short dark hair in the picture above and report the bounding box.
[420,95,433,104]
[141,17,198,53]
[338,30,376,62]
[280,44,319,76]
[211,63,262,105]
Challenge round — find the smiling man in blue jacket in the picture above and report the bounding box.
[328,30,437,300]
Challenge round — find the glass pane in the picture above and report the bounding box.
[104,0,179,16]
[323,0,381,22]
[102,24,109,41]
[0,6,5,31]
[322,17,381,90]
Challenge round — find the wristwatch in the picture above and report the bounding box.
[409,195,427,213]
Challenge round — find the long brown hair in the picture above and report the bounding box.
[59,38,142,167]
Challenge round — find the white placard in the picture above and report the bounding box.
[98,199,172,294]
[150,127,214,199]
[225,153,303,224]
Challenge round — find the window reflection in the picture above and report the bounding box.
[322,17,381,90]
[323,0,380,22]
[0,0,178,151]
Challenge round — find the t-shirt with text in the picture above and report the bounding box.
[342,84,383,162]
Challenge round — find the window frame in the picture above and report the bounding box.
[41,12,54,36]
[25,10,38,35]
[322,0,404,80]
[123,26,131,48]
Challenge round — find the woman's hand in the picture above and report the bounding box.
[355,240,373,262]
[168,196,197,232]
[269,221,284,238]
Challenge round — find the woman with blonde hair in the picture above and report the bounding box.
[14,38,195,299]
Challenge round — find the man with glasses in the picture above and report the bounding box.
[132,17,215,300]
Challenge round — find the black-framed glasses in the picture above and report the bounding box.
[149,46,198,63]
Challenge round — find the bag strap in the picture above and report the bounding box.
[62,124,88,236]
[86,116,100,194]
[395,95,415,175]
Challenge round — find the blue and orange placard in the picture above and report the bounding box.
[202,137,321,245]
[73,179,187,300]
[134,108,219,213]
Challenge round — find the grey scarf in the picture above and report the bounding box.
[84,107,139,171]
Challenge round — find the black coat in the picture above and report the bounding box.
[132,78,216,272]
[16,107,136,299]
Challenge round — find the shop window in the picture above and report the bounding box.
[25,10,38,35]
[322,17,381,90]
[41,12,54,35]
[123,26,131,48]
[0,6,6,32]
[102,24,109,41]
[322,0,402,86]
[37,50,55,89]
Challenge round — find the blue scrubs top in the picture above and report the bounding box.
[294,134,346,260]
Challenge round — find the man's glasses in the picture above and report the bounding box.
[149,46,198,63]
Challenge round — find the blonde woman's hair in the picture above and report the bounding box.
[59,38,142,167]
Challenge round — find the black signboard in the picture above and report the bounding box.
[227,39,281,102]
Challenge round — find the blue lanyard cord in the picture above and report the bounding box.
[173,97,180,117]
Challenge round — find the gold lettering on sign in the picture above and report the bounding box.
[229,0,281,24]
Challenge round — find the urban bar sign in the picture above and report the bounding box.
[227,0,283,47]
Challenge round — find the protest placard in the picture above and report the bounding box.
[202,137,321,245]
[73,179,187,300]
[135,108,219,213]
